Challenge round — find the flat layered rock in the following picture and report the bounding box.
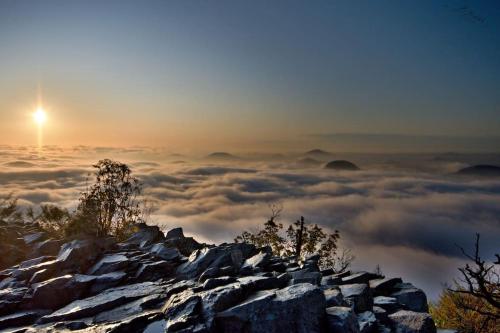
[38,281,163,323]
[325,306,359,333]
[339,283,373,313]
[216,283,325,333]
[389,310,436,333]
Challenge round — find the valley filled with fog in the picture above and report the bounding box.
[1,145,499,300]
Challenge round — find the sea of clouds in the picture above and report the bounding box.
[1,145,499,300]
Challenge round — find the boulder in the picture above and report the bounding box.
[11,259,60,281]
[369,277,402,296]
[149,243,183,262]
[374,296,400,313]
[325,306,359,333]
[27,274,95,310]
[215,283,325,333]
[241,251,270,270]
[30,239,63,258]
[135,260,175,282]
[203,276,237,290]
[358,311,377,333]
[23,232,47,246]
[339,283,373,313]
[38,281,163,323]
[388,310,436,333]
[125,223,164,248]
[342,271,382,285]
[87,254,129,275]
[177,243,256,279]
[391,285,428,312]
[289,269,322,285]
[57,238,116,273]
[322,274,344,286]
[90,271,127,294]
[162,290,201,332]
[324,288,344,307]
[0,310,47,330]
[237,275,288,292]
[166,227,185,239]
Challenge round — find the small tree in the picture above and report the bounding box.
[235,203,285,254]
[67,159,144,240]
[235,207,352,272]
[0,193,23,223]
[26,204,70,237]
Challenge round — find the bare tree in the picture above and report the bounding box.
[450,234,500,321]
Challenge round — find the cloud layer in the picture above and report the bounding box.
[1,145,499,299]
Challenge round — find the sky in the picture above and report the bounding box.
[0,0,499,152]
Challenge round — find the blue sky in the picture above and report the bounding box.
[0,0,499,151]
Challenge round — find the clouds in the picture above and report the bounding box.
[1,146,499,299]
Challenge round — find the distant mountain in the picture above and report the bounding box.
[296,158,322,166]
[325,160,360,171]
[456,165,500,177]
[304,149,331,157]
[206,152,238,160]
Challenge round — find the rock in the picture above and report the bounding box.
[90,271,127,294]
[374,296,400,313]
[342,271,382,285]
[11,259,59,281]
[216,283,325,333]
[322,274,344,286]
[324,288,344,307]
[162,290,201,332]
[57,238,115,273]
[23,232,46,246]
[200,282,247,315]
[369,277,402,296]
[339,283,373,313]
[203,276,237,290]
[0,287,28,303]
[372,306,389,323]
[166,227,184,239]
[325,306,360,333]
[391,285,428,312]
[149,243,182,262]
[358,311,377,333]
[27,274,95,310]
[165,235,202,257]
[38,281,162,323]
[105,311,163,333]
[94,294,165,324]
[135,260,175,282]
[289,269,322,285]
[388,310,436,333]
[0,310,47,330]
[87,254,129,275]
[177,243,256,279]
[125,223,164,248]
[237,275,288,292]
[241,251,270,270]
[30,239,63,258]
[198,267,220,283]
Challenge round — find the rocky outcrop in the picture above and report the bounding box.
[0,223,436,332]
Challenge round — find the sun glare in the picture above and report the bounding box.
[33,107,47,125]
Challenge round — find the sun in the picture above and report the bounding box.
[33,107,47,125]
